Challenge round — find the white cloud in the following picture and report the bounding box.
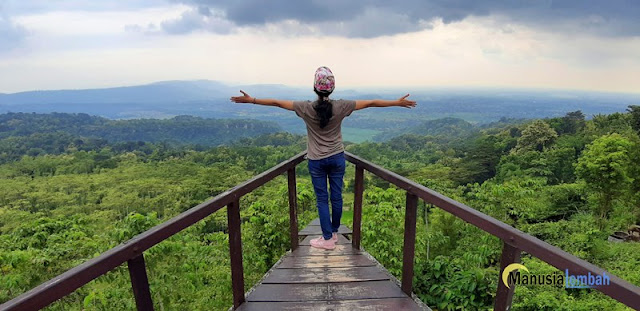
[14,5,187,36]
[3,0,165,14]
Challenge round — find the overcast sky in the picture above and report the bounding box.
[0,0,639,94]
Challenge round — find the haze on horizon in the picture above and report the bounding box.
[1,1,639,94]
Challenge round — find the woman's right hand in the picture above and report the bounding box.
[397,94,417,108]
[230,90,253,104]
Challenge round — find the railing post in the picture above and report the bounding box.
[227,199,245,309]
[287,168,299,250]
[352,165,364,249]
[402,192,419,295]
[127,254,154,311]
[494,242,521,311]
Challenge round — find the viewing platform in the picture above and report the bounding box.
[1,151,639,311]
[239,219,426,310]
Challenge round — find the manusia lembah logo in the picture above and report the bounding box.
[502,264,529,289]
[501,264,610,289]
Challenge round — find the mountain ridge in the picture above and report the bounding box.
[1,80,637,135]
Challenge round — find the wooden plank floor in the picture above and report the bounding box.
[237,219,426,311]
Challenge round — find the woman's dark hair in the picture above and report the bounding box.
[313,88,333,129]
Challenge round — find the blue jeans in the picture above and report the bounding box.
[308,152,346,240]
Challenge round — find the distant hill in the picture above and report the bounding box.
[1,81,638,138]
[0,80,363,125]
[0,80,229,105]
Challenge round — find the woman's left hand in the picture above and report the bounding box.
[397,94,417,108]
[230,90,253,103]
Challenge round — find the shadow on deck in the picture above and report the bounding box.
[239,219,428,311]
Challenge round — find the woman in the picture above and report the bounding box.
[230,66,416,250]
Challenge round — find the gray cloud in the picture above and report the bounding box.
[166,0,640,38]
[4,0,639,39]
[315,7,425,38]
[125,6,234,35]
[160,7,234,34]
[0,14,27,51]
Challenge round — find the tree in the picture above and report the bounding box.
[449,135,503,184]
[628,105,640,134]
[547,111,586,135]
[513,120,558,153]
[590,112,633,137]
[561,110,586,134]
[575,133,634,219]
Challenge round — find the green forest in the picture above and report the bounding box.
[0,113,280,163]
[1,107,640,310]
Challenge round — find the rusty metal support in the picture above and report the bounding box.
[401,192,419,295]
[287,168,299,250]
[127,254,154,311]
[494,242,521,311]
[227,199,245,309]
[352,165,364,250]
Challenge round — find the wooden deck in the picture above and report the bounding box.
[237,219,427,311]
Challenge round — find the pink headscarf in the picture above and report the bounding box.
[314,66,335,93]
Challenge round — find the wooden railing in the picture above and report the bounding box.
[0,151,306,311]
[2,150,639,311]
[344,152,640,310]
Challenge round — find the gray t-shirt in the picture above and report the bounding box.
[293,99,356,160]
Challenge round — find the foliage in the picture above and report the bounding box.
[513,120,558,153]
[575,133,635,219]
[547,110,586,135]
[374,117,475,141]
[0,113,281,159]
[415,256,495,311]
[2,109,640,310]
[0,137,303,310]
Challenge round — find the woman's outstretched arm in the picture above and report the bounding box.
[354,94,416,110]
[230,90,294,111]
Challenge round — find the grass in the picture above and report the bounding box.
[341,210,353,228]
[304,210,354,228]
